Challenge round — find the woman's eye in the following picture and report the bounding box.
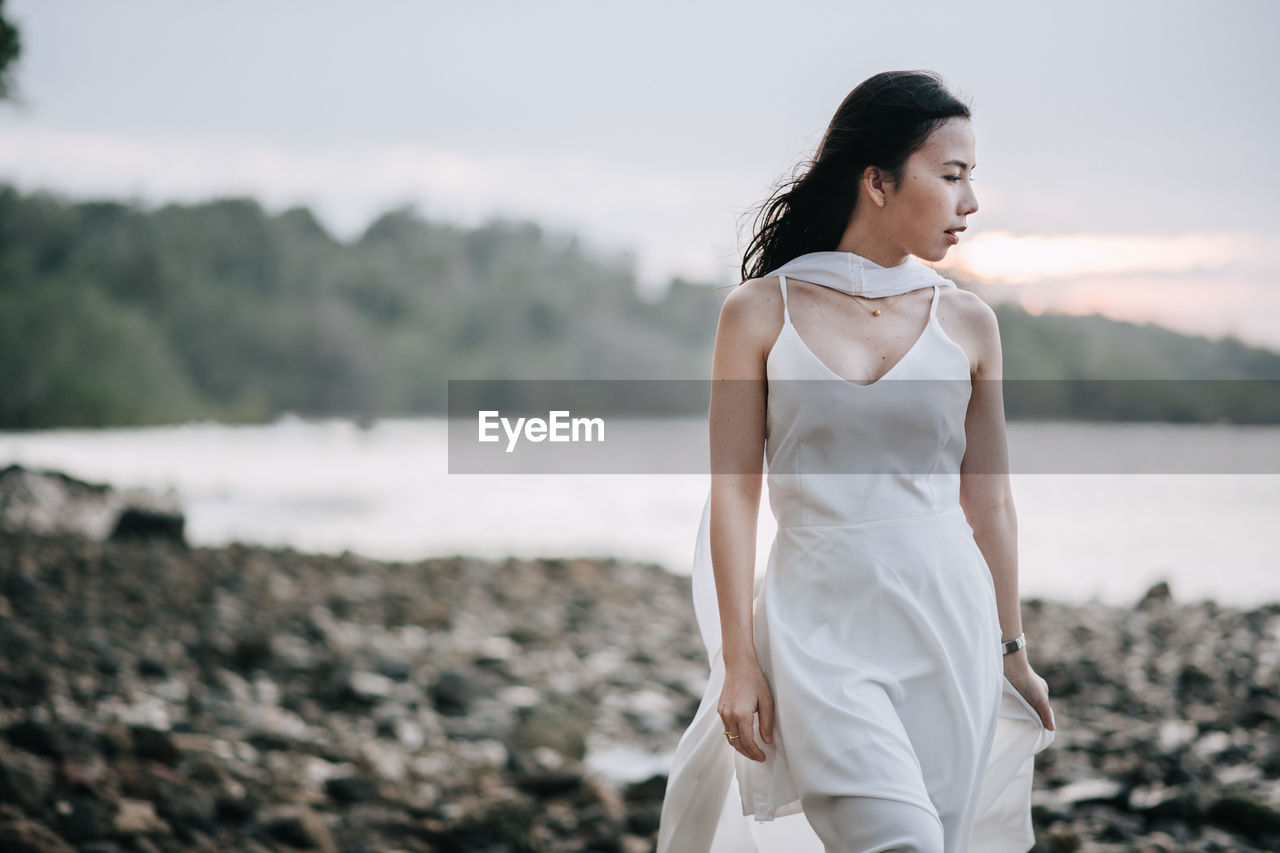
[946,175,975,182]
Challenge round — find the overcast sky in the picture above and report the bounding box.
[2,0,1278,349]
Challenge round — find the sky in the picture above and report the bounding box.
[2,0,1278,349]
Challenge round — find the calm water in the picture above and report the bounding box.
[1,416,1277,608]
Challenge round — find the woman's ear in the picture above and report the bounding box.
[863,165,889,208]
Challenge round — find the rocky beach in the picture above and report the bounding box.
[1,464,1279,851]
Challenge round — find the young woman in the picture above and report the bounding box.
[657,71,1057,852]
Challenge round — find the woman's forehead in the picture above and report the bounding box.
[916,120,975,164]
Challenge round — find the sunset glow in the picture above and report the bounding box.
[941,231,1267,285]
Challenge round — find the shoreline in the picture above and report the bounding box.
[1,465,1279,850]
[2,530,1279,850]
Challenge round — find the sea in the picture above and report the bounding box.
[1,416,1277,609]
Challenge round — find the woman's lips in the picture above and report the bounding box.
[944,231,960,245]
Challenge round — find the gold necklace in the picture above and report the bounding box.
[850,291,907,317]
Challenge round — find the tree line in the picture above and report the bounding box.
[0,184,1276,429]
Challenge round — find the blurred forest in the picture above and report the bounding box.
[0,184,1278,429]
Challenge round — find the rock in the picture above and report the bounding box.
[258,804,336,853]
[1175,663,1217,703]
[358,739,408,783]
[2,569,36,604]
[1129,784,1203,824]
[1136,580,1173,610]
[429,670,475,717]
[1237,686,1280,727]
[325,775,378,804]
[6,474,1280,851]
[514,703,588,762]
[513,766,583,797]
[346,670,396,704]
[1155,719,1197,753]
[129,726,178,765]
[0,465,116,538]
[623,774,668,804]
[0,753,46,815]
[98,722,133,757]
[214,791,258,825]
[153,790,218,843]
[3,720,67,761]
[473,635,519,665]
[1041,826,1083,851]
[0,809,77,853]
[621,836,653,853]
[112,798,170,836]
[1205,795,1280,845]
[422,796,534,853]
[372,655,411,682]
[626,803,662,839]
[54,795,113,844]
[110,506,186,544]
[136,657,167,679]
[0,464,184,543]
[231,634,275,671]
[1130,830,1180,851]
[1051,777,1126,806]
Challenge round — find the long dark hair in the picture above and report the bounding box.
[740,70,971,283]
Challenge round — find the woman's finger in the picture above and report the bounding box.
[757,694,775,745]
[735,712,763,761]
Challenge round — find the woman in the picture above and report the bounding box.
[657,71,1057,852]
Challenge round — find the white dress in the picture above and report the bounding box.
[657,254,1056,853]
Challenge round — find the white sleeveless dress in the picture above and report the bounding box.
[657,272,1056,852]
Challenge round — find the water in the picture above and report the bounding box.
[1,416,1277,608]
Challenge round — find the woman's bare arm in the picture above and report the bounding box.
[707,278,775,669]
[957,297,1022,647]
[708,277,781,762]
[958,294,1055,729]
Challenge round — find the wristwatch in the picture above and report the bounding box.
[1001,632,1026,655]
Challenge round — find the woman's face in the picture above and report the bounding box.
[883,117,979,263]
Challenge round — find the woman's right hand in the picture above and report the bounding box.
[719,657,775,763]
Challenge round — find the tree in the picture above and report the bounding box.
[0,0,20,102]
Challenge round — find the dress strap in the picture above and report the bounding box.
[778,274,792,326]
[927,283,941,320]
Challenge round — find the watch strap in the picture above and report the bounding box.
[1001,632,1026,655]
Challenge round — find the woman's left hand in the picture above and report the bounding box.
[1003,653,1055,730]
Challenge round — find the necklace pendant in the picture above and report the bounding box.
[872,309,881,316]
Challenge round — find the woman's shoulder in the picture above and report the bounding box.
[718,276,787,336]
[937,285,1002,374]
[939,284,999,333]
[710,277,787,380]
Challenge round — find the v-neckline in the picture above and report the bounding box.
[782,286,939,388]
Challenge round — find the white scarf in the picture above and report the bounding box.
[762,250,955,297]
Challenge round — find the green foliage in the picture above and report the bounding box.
[0,274,210,427]
[0,185,724,427]
[0,182,1276,428]
[0,0,20,102]
[994,304,1280,422]
[994,305,1280,380]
